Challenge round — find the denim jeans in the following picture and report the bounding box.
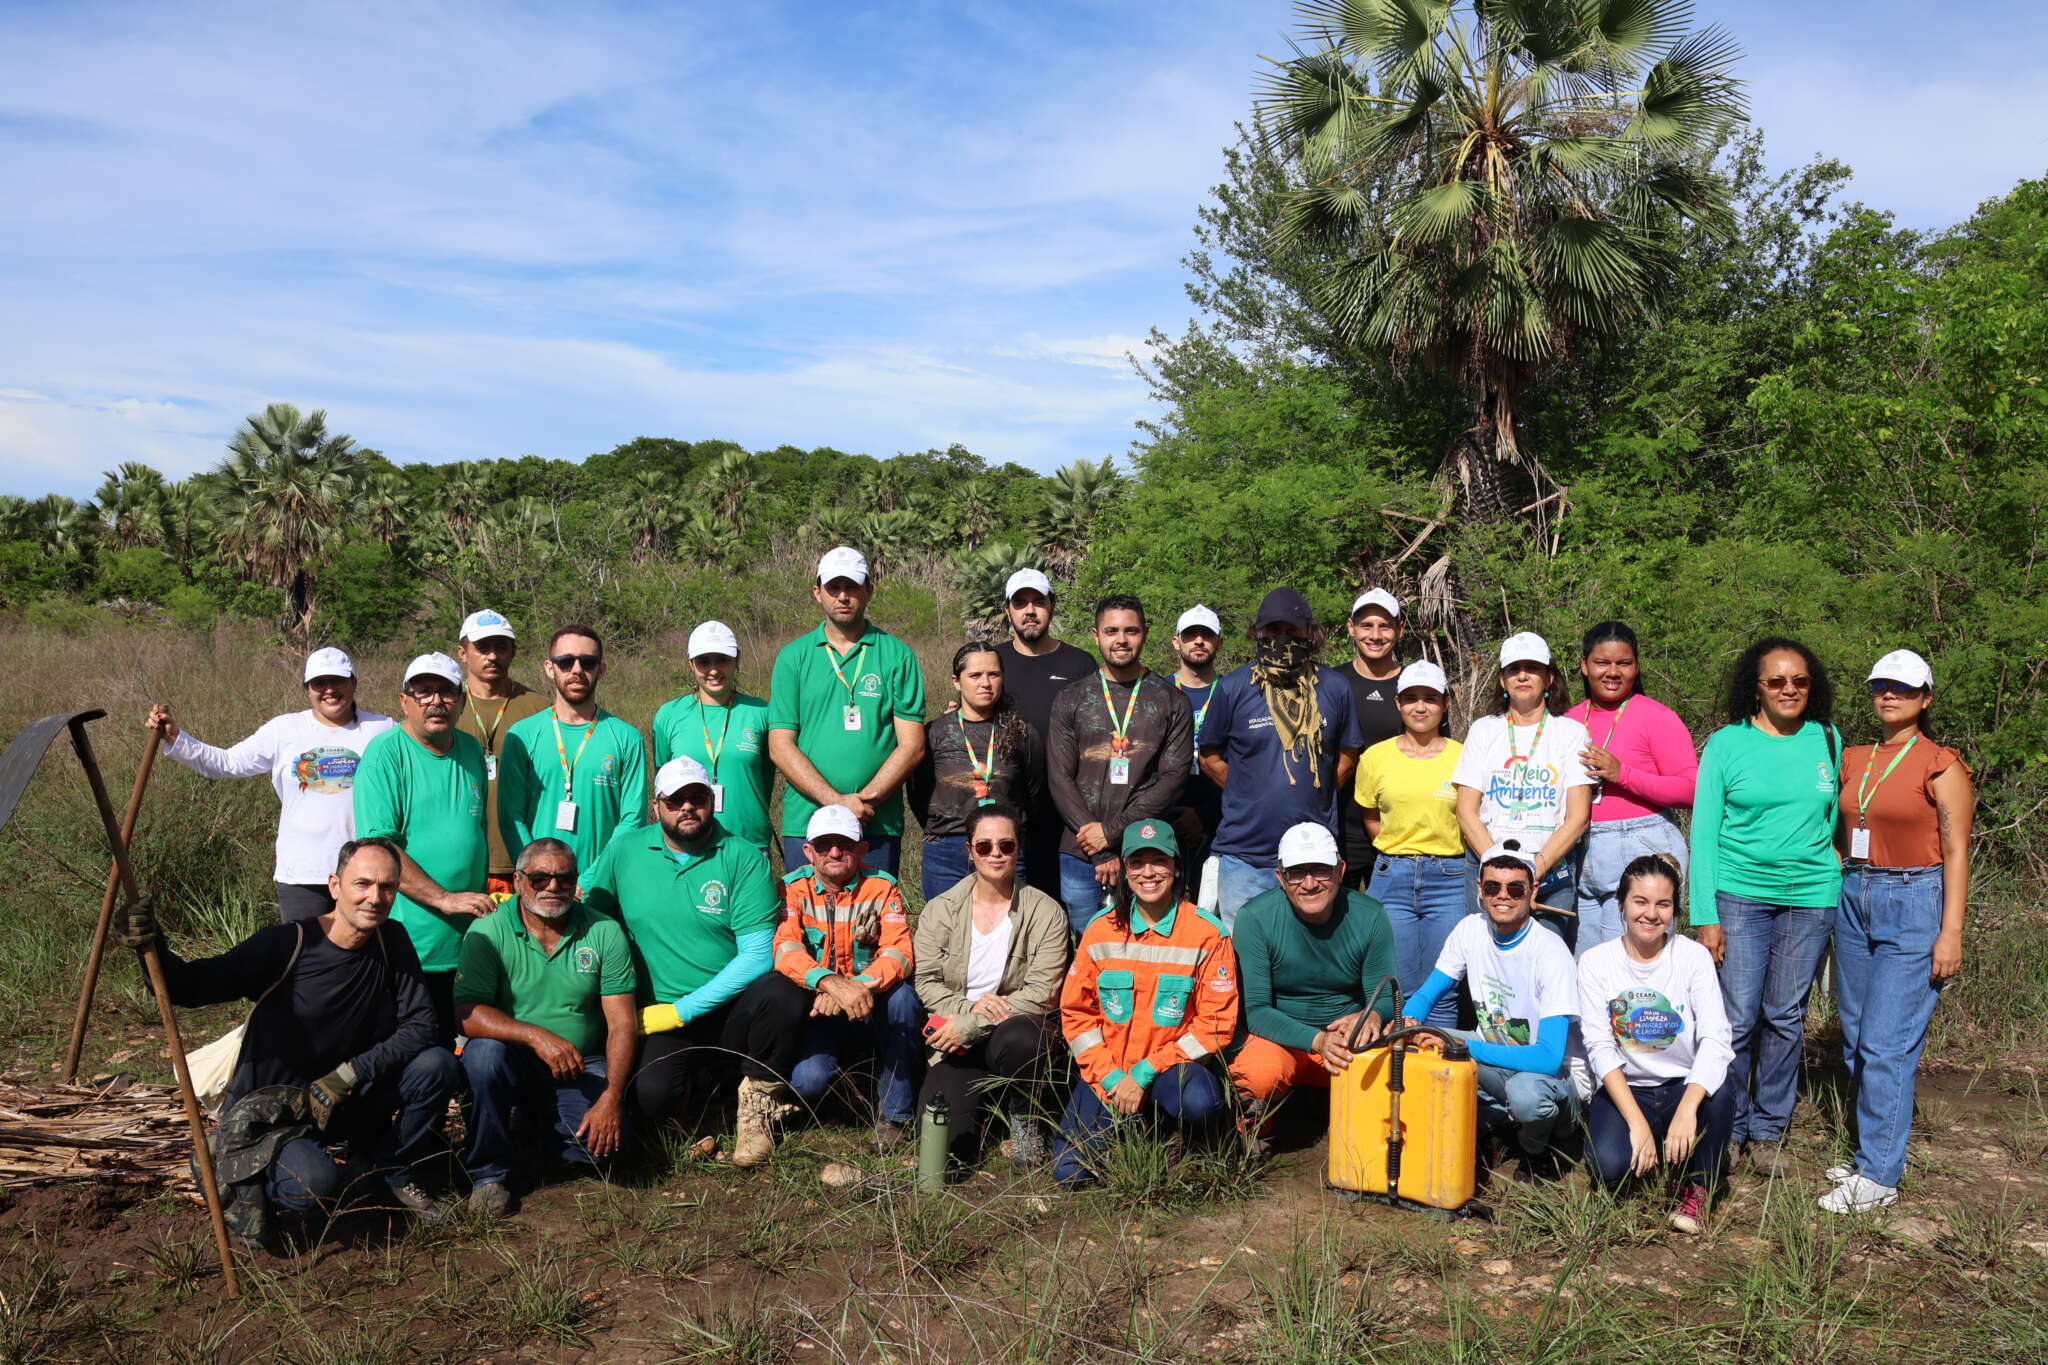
[1060,853,1114,937]
[1447,1029,1581,1155]
[1574,813,1688,960]
[1051,1061,1227,1185]
[1215,854,1277,931]
[1367,854,1471,1027]
[785,835,899,879]
[788,980,925,1124]
[1834,865,1945,1187]
[266,1047,464,1214]
[1587,1077,1736,1189]
[1715,891,1834,1145]
[922,836,974,903]
[460,1038,624,1188]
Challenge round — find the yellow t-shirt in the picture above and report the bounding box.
[1352,736,1464,856]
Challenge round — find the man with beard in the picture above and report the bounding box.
[1338,591,1408,890]
[1168,606,1224,902]
[1199,589,1364,928]
[354,653,498,1045]
[454,837,637,1218]
[498,624,649,871]
[1046,595,1194,936]
[454,610,549,895]
[992,568,1097,898]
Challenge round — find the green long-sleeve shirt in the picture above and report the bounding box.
[1688,720,1843,926]
[1233,887,1397,1053]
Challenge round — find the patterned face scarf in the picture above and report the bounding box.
[1251,636,1322,787]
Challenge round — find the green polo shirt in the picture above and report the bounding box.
[651,692,773,851]
[352,726,490,973]
[497,707,649,871]
[766,621,926,838]
[580,822,779,1002]
[453,902,635,1057]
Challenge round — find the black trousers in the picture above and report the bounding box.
[275,883,335,923]
[422,970,458,1052]
[918,1013,1061,1151]
[630,974,809,1120]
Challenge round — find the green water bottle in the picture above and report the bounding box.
[917,1092,950,1192]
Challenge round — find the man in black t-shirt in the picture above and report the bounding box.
[1339,589,1407,889]
[991,567,1097,896]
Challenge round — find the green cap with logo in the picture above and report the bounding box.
[1121,819,1179,859]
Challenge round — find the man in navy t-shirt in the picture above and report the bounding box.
[1198,588,1364,928]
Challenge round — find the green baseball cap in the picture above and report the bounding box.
[1121,819,1179,859]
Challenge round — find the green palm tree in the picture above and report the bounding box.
[214,403,364,638]
[93,462,168,550]
[673,508,736,567]
[361,471,411,548]
[857,463,911,514]
[954,477,1001,548]
[695,448,759,537]
[952,541,1044,631]
[153,481,219,568]
[0,495,28,540]
[26,494,98,561]
[1258,0,1743,520]
[623,470,679,557]
[1027,458,1124,574]
[439,463,491,542]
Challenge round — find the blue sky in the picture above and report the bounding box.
[4,0,2045,497]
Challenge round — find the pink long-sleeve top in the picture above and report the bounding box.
[1567,693,1699,822]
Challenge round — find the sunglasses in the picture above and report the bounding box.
[972,838,1019,857]
[1481,879,1531,897]
[1868,679,1922,696]
[550,654,601,673]
[1280,865,1336,885]
[1760,675,1812,692]
[810,836,859,855]
[521,870,573,889]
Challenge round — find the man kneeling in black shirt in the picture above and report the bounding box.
[122,836,462,1245]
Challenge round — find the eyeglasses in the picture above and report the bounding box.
[972,838,1019,857]
[521,870,573,888]
[1480,879,1531,898]
[405,688,458,703]
[1760,675,1811,692]
[550,654,601,673]
[1280,865,1336,885]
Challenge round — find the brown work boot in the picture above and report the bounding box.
[732,1077,785,1169]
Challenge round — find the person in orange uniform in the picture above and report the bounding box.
[758,804,923,1142]
[1051,820,1238,1187]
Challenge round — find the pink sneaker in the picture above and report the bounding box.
[1668,1182,1708,1235]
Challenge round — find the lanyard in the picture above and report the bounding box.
[1578,697,1630,750]
[552,714,596,796]
[957,714,996,788]
[474,693,513,754]
[1099,670,1144,754]
[826,638,870,700]
[1179,678,1214,735]
[697,698,732,769]
[1506,711,1548,763]
[1854,735,1919,825]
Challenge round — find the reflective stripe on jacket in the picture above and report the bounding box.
[1060,899,1237,1097]
[774,866,912,991]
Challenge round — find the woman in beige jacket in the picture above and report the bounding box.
[913,804,1071,1165]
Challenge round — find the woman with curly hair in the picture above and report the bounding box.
[909,644,1041,902]
[1689,636,1842,1175]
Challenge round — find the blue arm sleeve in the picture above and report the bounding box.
[1464,1014,1570,1076]
[675,929,774,1022]
[1402,969,1457,1025]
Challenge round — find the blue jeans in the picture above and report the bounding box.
[785,835,899,879]
[267,1047,464,1214]
[789,980,925,1124]
[922,836,975,903]
[1215,854,1276,931]
[1573,813,1687,960]
[1715,891,1833,1145]
[459,1037,625,1188]
[1060,853,1114,937]
[1447,1030,1580,1155]
[1834,866,1945,1187]
[1587,1078,1736,1189]
[1367,854,1471,1027]
[1051,1062,1227,1185]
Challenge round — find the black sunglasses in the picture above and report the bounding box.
[1481,878,1531,897]
[550,653,601,672]
[521,870,573,888]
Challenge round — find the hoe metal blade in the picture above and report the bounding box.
[0,709,108,833]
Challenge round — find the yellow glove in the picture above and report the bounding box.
[640,1002,683,1035]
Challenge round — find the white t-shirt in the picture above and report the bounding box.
[166,709,396,884]
[1576,935,1732,1094]
[1433,913,1591,1098]
[964,917,1014,1002]
[1452,712,1593,845]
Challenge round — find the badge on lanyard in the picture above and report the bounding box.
[555,799,579,832]
[1849,826,1871,861]
[711,783,725,814]
[484,754,498,782]
[843,705,863,732]
[1109,756,1131,786]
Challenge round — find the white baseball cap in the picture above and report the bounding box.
[1499,631,1552,668]
[1480,840,1538,878]
[1175,604,1221,636]
[1004,568,1053,601]
[687,620,741,660]
[1396,659,1448,694]
[816,545,871,585]
[1867,649,1933,690]
[303,647,355,682]
[458,609,515,643]
[1350,589,1401,619]
[402,652,463,690]
[1276,822,1341,869]
[805,804,865,844]
[654,755,714,798]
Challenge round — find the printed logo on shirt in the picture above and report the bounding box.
[1475,971,1531,1047]
[696,879,728,916]
[1209,965,1235,995]
[592,751,619,790]
[290,746,363,794]
[738,726,761,753]
[1483,755,1563,827]
[466,777,484,817]
[1607,988,1684,1052]
[1365,689,1384,702]
[1433,778,1458,804]
[1815,760,1835,794]
[858,673,883,698]
[574,946,599,974]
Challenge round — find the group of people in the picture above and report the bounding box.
[117,546,1973,1252]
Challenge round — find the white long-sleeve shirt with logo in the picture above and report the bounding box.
[1575,934,1733,1094]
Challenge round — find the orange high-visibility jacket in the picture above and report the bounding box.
[1061,899,1238,1097]
[774,866,913,992]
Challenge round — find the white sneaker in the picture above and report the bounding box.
[1824,1162,1853,1183]
[1818,1173,1898,1214]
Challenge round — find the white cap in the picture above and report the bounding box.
[1396,659,1448,694]
[816,545,871,585]
[1004,568,1053,601]
[1175,604,1221,636]
[1867,649,1933,690]
[1350,589,1401,619]
[458,608,515,642]
[654,755,714,798]
[402,652,463,690]
[1276,822,1341,869]
[805,804,865,844]
[1499,631,1552,668]
[1480,840,1538,877]
[687,620,740,660]
[303,647,355,682]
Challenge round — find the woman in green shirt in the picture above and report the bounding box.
[1688,637,1843,1173]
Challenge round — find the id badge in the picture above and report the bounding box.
[711,783,725,814]
[1109,755,1130,786]
[484,754,498,782]
[843,705,863,733]
[555,799,579,832]
[1850,826,1871,861]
